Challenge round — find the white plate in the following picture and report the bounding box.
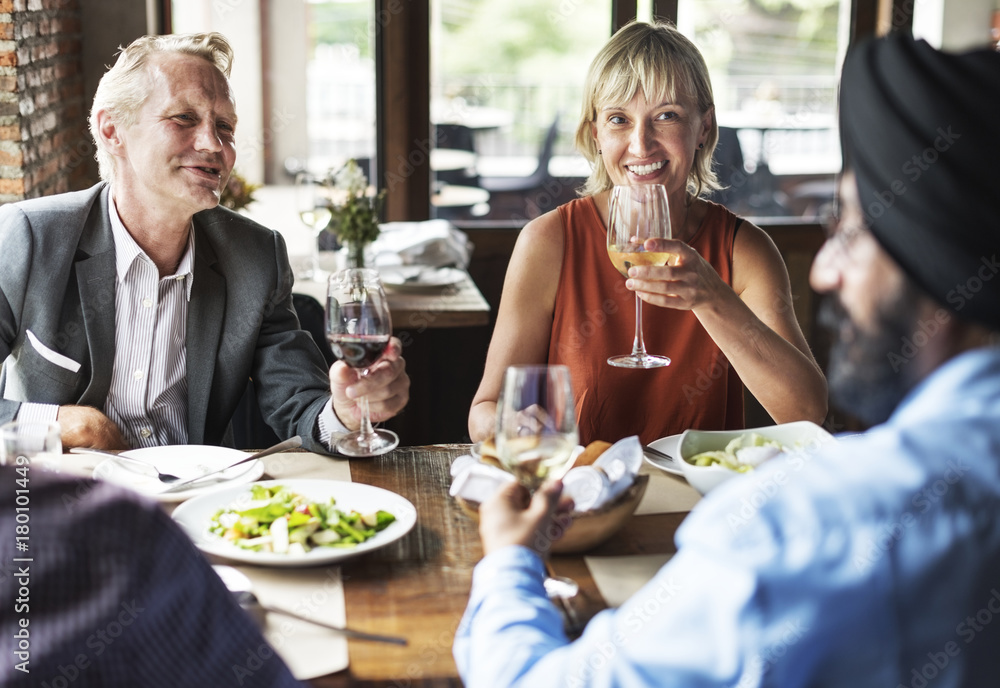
[92,445,264,503]
[172,479,418,567]
[643,434,683,476]
[380,266,465,292]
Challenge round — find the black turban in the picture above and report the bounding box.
[840,34,1000,331]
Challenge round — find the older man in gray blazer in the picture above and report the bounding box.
[0,32,409,452]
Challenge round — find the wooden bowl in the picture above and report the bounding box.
[456,474,648,554]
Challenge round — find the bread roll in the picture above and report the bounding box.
[575,440,612,467]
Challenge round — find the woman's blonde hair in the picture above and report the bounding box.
[89,32,235,183]
[575,21,719,198]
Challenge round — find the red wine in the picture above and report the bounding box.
[327,334,390,369]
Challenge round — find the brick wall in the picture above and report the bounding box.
[0,0,91,204]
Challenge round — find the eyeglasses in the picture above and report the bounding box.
[819,208,869,261]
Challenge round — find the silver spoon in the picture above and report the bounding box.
[69,447,181,483]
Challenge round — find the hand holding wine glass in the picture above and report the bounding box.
[326,268,399,457]
[495,365,578,491]
[606,184,676,368]
[295,172,333,282]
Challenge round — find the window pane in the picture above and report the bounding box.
[678,0,847,218]
[305,1,376,175]
[430,0,613,223]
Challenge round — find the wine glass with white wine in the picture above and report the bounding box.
[295,171,333,282]
[606,183,676,368]
[495,364,580,599]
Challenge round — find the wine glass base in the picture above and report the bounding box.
[606,354,671,369]
[336,429,399,457]
[544,575,580,599]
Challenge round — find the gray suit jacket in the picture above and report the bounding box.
[0,183,331,451]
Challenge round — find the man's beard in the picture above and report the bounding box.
[818,285,923,427]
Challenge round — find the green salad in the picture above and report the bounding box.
[210,484,396,554]
[687,433,786,473]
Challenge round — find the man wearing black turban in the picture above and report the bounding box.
[454,33,1000,688]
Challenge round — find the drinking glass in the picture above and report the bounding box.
[605,184,675,368]
[1,420,63,472]
[495,365,580,599]
[295,172,334,282]
[325,268,399,457]
[495,365,578,492]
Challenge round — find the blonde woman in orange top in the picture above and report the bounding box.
[469,21,827,445]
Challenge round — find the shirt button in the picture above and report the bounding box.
[142,298,153,308]
[139,428,152,439]
[133,370,144,380]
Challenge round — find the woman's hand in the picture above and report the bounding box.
[329,336,410,431]
[624,237,731,313]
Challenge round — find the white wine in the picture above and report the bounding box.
[499,435,578,490]
[300,207,333,231]
[607,248,678,277]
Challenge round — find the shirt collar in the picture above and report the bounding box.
[108,191,196,301]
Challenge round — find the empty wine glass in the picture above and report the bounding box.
[295,172,333,282]
[325,268,399,457]
[605,184,675,368]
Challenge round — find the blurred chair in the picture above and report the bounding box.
[434,123,476,152]
[479,113,560,195]
[231,293,335,449]
[708,126,753,212]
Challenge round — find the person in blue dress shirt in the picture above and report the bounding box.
[454,33,1000,688]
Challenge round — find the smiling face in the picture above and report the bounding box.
[110,52,237,221]
[591,88,712,202]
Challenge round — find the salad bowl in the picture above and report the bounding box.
[678,421,835,495]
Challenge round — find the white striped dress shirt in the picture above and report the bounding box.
[104,196,193,447]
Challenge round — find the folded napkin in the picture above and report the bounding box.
[450,436,643,512]
[370,219,472,269]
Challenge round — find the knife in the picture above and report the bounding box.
[643,444,676,463]
[160,436,303,494]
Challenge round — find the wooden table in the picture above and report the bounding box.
[291,268,491,330]
[313,445,688,687]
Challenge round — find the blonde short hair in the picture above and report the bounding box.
[575,21,719,198]
[89,32,235,183]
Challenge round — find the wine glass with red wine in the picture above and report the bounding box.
[325,268,399,456]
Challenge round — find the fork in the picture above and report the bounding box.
[69,448,181,483]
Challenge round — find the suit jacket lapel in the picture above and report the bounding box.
[75,185,117,407]
[186,221,225,444]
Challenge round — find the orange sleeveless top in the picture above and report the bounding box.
[548,196,745,445]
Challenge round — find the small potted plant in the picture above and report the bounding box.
[219,169,259,212]
[326,159,386,269]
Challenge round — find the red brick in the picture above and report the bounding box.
[0,149,22,166]
[0,178,25,195]
[0,51,16,67]
[0,0,14,11]
[0,23,13,40]
[0,125,20,140]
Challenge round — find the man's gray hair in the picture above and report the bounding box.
[89,32,234,183]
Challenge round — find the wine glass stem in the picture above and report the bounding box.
[631,292,648,358]
[311,233,322,278]
[355,394,376,443]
